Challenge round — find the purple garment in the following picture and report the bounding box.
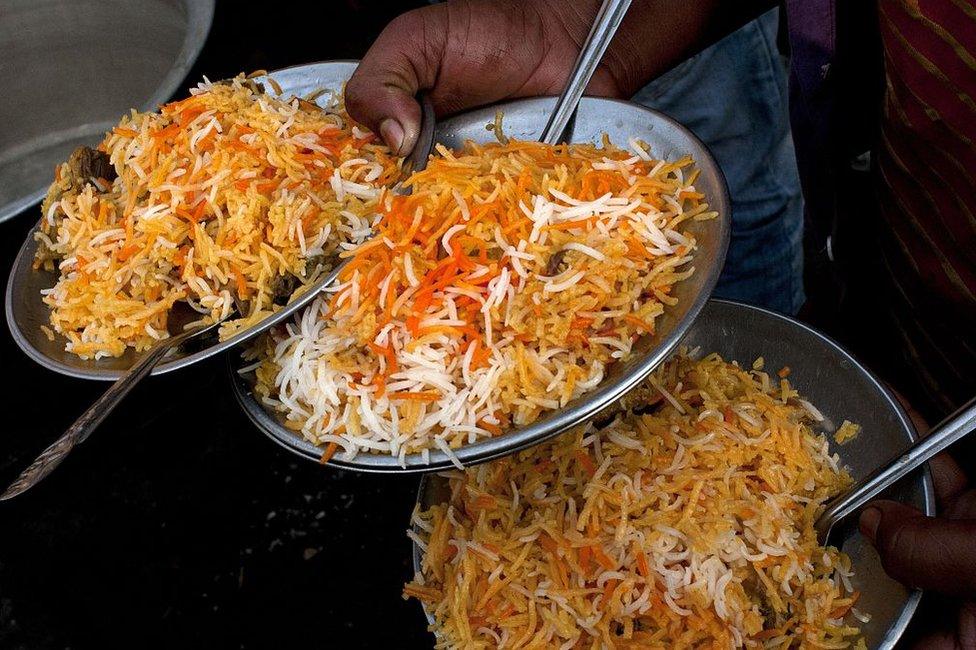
[785,0,836,140]
[784,0,838,243]
[781,0,884,315]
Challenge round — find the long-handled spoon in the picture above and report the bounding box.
[0,93,436,501]
[815,394,976,544]
[539,0,633,145]
[0,314,223,500]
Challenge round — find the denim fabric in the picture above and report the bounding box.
[632,9,805,315]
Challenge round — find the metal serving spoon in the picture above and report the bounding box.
[539,0,633,145]
[0,93,436,500]
[815,394,976,544]
[1,309,223,500]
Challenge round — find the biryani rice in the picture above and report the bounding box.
[249,138,716,463]
[405,352,865,649]
[35,74,398,359]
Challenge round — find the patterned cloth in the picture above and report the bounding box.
[786,0,976,418]
[875,0,976,416]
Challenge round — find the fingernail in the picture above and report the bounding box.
[859,506,881,543]
[379,118,405,154]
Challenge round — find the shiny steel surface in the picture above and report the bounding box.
[0,0,214,223]
[412,300,935,648]
[539,0,633,145]
[401,92,436,181]
[6,61,437,381]
[816,394,976,543]
[0,316,222,501]
[231,60,731,472]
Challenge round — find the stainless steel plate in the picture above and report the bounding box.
[5,62,363,381]
[0,0,214,224]
[412,299,935,648]
[229,61,731,472]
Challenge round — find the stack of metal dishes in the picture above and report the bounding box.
[3,60,933,649]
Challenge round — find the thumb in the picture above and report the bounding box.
[345,8,443,155]
[860,499,976,598]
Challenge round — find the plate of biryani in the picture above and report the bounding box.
[407,300,934,649]
[231,67,731,471]
[6,61,402,380]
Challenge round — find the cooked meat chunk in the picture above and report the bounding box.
[37,146,117,264]
[271,272,302,306]
[546,248,568,276]
[592,380,666,428]
[42,146,116,213]
[297,97,321,113]
[66,146,116,187]
[617,381,665,414]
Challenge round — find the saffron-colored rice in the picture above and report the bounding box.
[249,138,715,464]
[34,75,398,359]
[406,352,865,649]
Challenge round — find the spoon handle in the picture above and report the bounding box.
[0,322,217,501]
[539,0,633,145]
[391,91,435,194]
[406,92,435,173]
[815,394,976,541]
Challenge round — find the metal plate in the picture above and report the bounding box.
[5,62,363,381]
[229,61,731,472]
[412,299,935,648]
[0,0,214,224]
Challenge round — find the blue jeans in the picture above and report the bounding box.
[633,9,805,315]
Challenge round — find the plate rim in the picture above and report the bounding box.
[225,70,731,472]
[407,298,935,645]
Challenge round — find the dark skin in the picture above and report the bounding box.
[345,0,769,154]
[864,406,976,649]
[345,2,976,646]
[864,479,976,649]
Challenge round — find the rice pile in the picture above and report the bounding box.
[249,138,715,465]
[34,74,398,359]
[405,353,867,649]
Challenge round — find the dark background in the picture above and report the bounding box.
[0,2,438,649]
[0,2,942,649]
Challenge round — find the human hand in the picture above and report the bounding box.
[345,0,769,154]
[344,0,626,155]
[859,451,976,648]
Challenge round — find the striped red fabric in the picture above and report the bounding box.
[876,0,976,414]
